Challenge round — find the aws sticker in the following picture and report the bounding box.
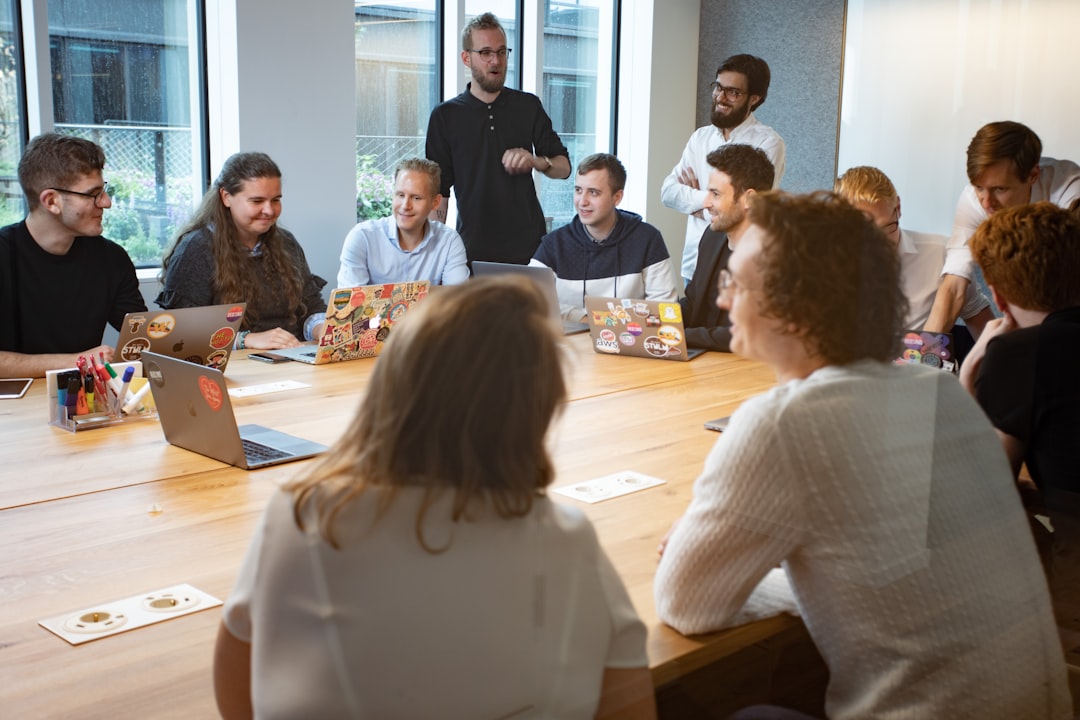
[595,328,620,354]
[120,337,151,361]
[147,314,176,339]
[619,332,636,346]
[209,326,236,349]
[198,375,224,411]
[658,325,682,346]
[643,336,670,357]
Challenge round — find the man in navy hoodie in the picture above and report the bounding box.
[531,153,678,322]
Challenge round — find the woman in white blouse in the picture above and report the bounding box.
[214,275,655,719]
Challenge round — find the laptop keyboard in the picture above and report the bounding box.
[241,438,292,464]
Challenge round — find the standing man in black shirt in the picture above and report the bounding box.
[426,12,571,264]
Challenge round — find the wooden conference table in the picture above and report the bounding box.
[0,334,809,718]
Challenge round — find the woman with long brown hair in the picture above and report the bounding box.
[157,152,325,350]
[213,276,655,719]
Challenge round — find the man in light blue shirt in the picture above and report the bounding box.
[338,158,469,287]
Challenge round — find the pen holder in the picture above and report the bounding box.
[46,361,158,433]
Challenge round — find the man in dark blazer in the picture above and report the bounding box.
[680,144,775,351]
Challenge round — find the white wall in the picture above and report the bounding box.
[838,0,1080,236]
[617,0,701,275]
[205,0,357,288]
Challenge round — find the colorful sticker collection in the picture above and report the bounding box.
[895,331,956,373]
[590,299,684,357]
[314,283,429,363]
[118,305,245,368]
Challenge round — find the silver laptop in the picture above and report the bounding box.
[142,352,327,469]
[114,304,247,372]
[471,261,590,335]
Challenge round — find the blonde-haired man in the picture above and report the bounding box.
[835,166,994,337]
[338,158,469,287]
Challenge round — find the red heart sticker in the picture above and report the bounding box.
[198,375,224,412]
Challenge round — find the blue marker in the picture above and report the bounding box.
[115,366,135,415]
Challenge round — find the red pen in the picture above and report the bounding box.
[91,356,112,408]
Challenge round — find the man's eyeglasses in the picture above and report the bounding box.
[49,182,111,208]
[708,82,745,101]
[468,47,511,62]
[718,269,738,298]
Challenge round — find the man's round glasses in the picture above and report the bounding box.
[468,47,511,62]
[50,182,111,208]
[708,82,745,101]
[718,269,737,297]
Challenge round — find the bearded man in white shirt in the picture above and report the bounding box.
[661,53,786,284]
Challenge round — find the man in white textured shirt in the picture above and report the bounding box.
[655,191,1071,720]
[661,53,785,283]
[835,165,995,340]
[925,121,1080,334]
[338,158,469,288]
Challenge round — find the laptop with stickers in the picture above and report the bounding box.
[583,296,705,362]
[274,281,431,365]
[894,330,957,373]
[470,261,590,335]
[114,303,247,373]
[142,352,327,470]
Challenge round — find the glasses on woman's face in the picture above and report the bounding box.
[49,181,111,208]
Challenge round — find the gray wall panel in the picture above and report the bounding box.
[698,0,845,193]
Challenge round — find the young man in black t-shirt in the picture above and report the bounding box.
[0,133,145,377]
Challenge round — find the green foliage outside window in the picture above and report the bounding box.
[100,167,194,266]
[356,154,393,222]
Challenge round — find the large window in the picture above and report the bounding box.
[0,0,24,227]
[540,0,616,228]
[47,0,205,267]
[354,2,440,222]
[353,2,617,231]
